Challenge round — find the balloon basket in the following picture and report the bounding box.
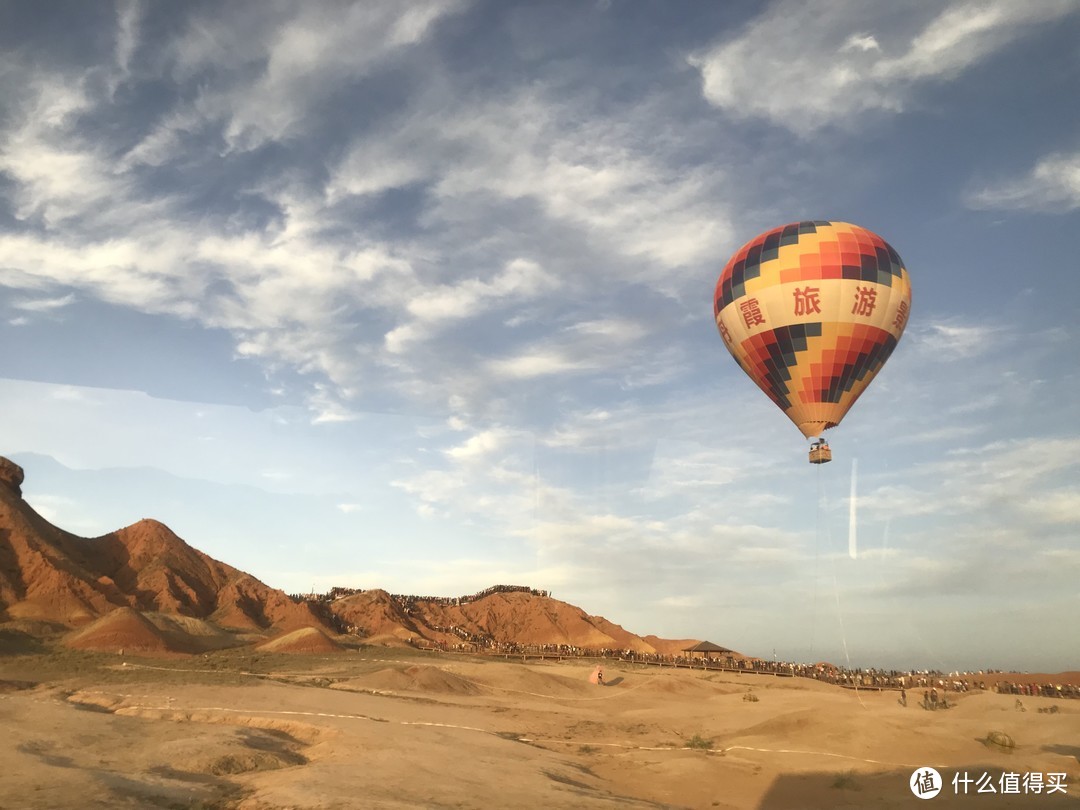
[808,444,832,464]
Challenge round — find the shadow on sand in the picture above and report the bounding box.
[754,766,1079,809]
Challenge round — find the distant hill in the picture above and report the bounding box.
[326,588,684,653]
[0,455,701,655]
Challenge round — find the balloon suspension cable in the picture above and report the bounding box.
[810,459,821,658]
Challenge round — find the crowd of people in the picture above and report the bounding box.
[995,681,1079,699]
[289,584,550,610]
[387,585,550,614]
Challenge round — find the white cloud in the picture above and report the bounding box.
[1020,491,1080,524]
[159,2,468,152]
[903,424,984,444]
[113,0,142,85]
[306,384,365,425]
[329,86,732,275]
[913,322,1002,360]
[385,259,558,354]
[690,0,1079,134]
[12,293,76,312]
[49,386,96,403]
[0,24,719,428]
[483,314,661,385]
[947,394,998,415]
[966,149,1080,212]
[858,437,1080,538]
[565,318,648,342]
[0,77,124,228]
[488,350,596,380]
[445,429,510,461]
[840,33,880,53]
[406,259,556,321]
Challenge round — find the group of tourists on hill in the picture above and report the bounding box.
[289,584,549,609]
[283,586,1076,701]
[389,585,549,613]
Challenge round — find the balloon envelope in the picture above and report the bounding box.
[713,221,912,439]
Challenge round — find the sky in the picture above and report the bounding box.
[2,0,1079,673]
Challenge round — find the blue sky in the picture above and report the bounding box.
[2,0,1078,672]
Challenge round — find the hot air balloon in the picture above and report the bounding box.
[713,221,912,464]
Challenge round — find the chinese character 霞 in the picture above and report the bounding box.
[740,298,766,328]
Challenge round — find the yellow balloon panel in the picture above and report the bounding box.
[713,221,912,438]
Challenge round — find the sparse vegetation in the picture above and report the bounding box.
[578,745,598,754]
[831,770,860,790]
[686,734,713,750]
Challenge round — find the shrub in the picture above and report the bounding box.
[687,734,713,750]
[831,770,860,790]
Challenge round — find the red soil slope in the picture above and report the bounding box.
[0,462,325,632]
[328,589,696,654]
[63,606,174,653]
[0,456,704,656]
[257,626,344,654]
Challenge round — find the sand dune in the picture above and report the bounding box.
[1,651,1076,809]
[348,664,483,696]
[144,612,246,653]
[257,626,344,654]
[63,606,175,653]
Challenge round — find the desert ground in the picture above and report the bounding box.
[1,640,1077,809]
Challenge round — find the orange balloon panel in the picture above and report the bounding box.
[714,221,912,439]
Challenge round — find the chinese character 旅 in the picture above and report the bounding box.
[793,286,822,317]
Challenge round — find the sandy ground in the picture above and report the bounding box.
[0,648,1078,809]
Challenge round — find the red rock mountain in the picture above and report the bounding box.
[0,456,699,654]
[328,589,689,654]
[0,458,323,631]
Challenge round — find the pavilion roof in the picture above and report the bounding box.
[682,641,732,653]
